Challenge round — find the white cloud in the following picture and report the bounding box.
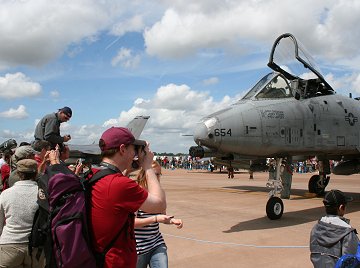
[50,90,60,98]
[0,1,132,68]
[352,74,360,95]
[101,83,234,152]
[0,72,42,99]
[0,105,28,119]
[110,15,144,37]
[1,0,359,71]
[143,0,360,69]
[111,47,141,69]
[203,77,219,86]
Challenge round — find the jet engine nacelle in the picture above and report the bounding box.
[189,146,221,159]
[332,160,360,175]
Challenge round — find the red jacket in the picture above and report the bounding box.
[1,163,10,191]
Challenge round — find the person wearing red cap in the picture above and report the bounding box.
[34,107,72,149]
[310,189,359,267]
[90,127,166,268]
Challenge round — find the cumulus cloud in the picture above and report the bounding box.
[102,83,234,152]
[0,73,41,99]
[0,105,28,119]
[143,3,309,58]
[203,77,219,86]
[143,0,360,68]
[0,1,133,68]
[351,74,360,94]
[111,47,141,69]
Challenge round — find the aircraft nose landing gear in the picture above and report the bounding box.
[266,178,284,220]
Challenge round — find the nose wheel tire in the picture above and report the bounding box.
[266,196,284,220]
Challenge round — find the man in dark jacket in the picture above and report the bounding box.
[310,189,359,267]
[34,107,72,149]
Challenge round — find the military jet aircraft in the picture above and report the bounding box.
[190,33,360,220]
[68,115,150,164]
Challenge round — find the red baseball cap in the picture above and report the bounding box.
[99,127,146,151]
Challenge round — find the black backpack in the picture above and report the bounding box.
[29,163,120,268]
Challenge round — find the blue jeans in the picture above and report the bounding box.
[137,244,168,268]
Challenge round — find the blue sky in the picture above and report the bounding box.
[0,0,360,153]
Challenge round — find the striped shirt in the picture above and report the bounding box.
[135,210,165,255]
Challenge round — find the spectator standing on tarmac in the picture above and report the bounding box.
[227,165,234,179]
[0,159,43,268]
[34,107,72,149]
[90,127,166,268]
[135,160,183,268]
[310,189,359,267]
[8,145,37,187]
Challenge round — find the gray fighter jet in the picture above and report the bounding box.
[69,115,150,164]
[190,33,360,219]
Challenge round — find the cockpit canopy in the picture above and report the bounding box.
[242,33,335,101]
[241,71,334,101]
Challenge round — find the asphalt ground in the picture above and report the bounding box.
[157,168,360,268]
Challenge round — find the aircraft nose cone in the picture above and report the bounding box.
[194,122,209,145]
[193,117,218,146]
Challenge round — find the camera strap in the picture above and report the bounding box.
[99,161,121,174]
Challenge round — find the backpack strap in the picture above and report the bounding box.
[88,168,117,185]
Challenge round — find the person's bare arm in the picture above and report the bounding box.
[135,214,183,229]
[134,216,158,228]
[138,144,166,213]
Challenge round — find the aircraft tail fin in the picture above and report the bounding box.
[126,115,150,139]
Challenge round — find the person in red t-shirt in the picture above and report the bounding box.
[90,127,166,268]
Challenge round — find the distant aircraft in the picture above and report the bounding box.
[190,33,360,219]
[69,115,150,164]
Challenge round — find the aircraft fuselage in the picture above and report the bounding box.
[194,81,360,160]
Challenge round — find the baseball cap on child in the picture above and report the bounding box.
[323,190,353,207]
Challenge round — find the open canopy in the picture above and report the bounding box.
[267,33,334,93]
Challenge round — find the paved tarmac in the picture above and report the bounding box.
[158,168,360,268]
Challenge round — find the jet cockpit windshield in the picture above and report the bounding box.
[241,72,293,100]
[242,72,274,100]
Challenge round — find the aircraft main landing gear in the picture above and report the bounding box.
[308,160,330,196]
[308,175,329,196]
